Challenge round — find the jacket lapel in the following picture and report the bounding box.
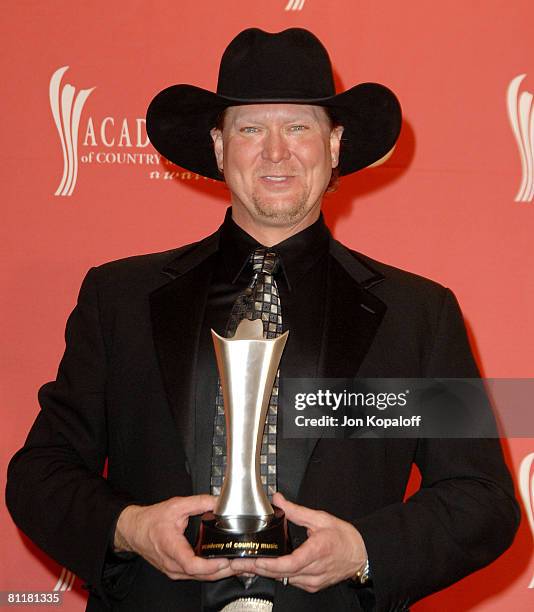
[149,232,219,471]
[319,239,387,378]
[292,238,388,502]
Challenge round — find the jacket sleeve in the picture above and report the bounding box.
[5,267,139,606]
[353,289,520,611]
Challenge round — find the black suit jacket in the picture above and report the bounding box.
[6,228,519,611]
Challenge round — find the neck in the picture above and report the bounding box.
[230,206,322,247]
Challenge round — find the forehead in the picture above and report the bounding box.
[224,103,331,125]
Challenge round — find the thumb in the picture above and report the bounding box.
[177,494,217,517]
[272,492,323,529]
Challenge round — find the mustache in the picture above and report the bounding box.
[255,168,299,177]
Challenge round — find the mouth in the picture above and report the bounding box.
[260,175,295,184]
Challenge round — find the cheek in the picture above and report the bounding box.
[296,144,333,196]
[225,144,257,180]
[301,142,332,176]
[302,136,330,160]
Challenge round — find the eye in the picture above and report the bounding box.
[240,126,260,134]
[289,125,308,132]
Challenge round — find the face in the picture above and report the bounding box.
[211,104,343,235]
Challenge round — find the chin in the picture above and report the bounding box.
[251,195,309,225]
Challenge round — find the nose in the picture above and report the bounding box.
[261,130,290,163]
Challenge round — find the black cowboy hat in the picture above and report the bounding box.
[146,28,402,180]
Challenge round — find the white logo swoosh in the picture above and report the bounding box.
[53,567,75,592]
[519,451,534,588]
[49,66,95,196]
[285,0,306,11]
[507,75,534,203]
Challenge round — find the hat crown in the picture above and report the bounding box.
[216,28,336,100]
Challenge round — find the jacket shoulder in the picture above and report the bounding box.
[339,247,455,315]
[88,231,218,285]
[337,246,458,332]
[350,249,447,294]
[93,242,198,276]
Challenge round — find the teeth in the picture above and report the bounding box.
[264,176,287,181]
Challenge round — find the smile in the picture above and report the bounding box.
[260,175,294,183]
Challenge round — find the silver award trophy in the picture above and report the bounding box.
[196,318,290,558]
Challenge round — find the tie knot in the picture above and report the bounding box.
[251,247,279,275]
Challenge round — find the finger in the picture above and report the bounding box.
[165,565,236,582]
[252,562,321,580]
[272,493,327,530]
[158,540,231,581]
[254,541,316,576]
[230,558,257,573]
[189,565,237,582]
[175,494,217,518]
[185,555,232,576]
[175,537,230,576]
[272,491,286,507]
[253,565,294,579]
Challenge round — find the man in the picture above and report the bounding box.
[6,28,519,612]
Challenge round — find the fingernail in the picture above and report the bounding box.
[218,561,229,570]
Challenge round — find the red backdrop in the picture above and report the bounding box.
[2,1,533,609]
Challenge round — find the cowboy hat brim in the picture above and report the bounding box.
[146,82,402,180]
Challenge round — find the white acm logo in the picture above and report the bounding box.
[49,66,95,196]
[519,452,534,588]
[53,567,75,592]
[285,0,306,10]
[507,75,534,203]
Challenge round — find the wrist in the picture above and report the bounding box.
[114,505,142,553]
[348,524,370,585]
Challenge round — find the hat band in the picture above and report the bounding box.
[216,91,336,104]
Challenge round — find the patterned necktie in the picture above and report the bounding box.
[210,247,283,499]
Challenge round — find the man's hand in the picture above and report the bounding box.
[114,495,234,581]
[230,493,368,593]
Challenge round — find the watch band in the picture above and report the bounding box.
[353,558,370,585]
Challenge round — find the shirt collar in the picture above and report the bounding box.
[218,207,331,291]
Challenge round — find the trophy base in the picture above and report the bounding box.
[196,506,289,558]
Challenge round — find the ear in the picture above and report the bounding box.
[330,125,344,168]
[210,127,224,171]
